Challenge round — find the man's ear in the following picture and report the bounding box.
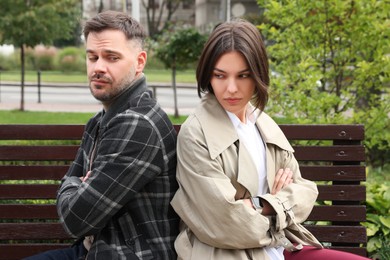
[136,51,147,73]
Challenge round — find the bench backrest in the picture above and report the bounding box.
[0,124,366,259]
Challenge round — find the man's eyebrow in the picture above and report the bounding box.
[86,49,121,55]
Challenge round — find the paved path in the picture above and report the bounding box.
[0,83,199,115]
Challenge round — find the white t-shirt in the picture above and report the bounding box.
[227,107,285,260]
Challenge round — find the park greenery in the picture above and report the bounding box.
[258,0,390,256]
[155,26,207,117]
[0,0,389,258]
[0,0,81,111]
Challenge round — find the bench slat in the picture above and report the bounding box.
[0,165,366,182]
[0,204,366,222]
[308,205,366,222]
[0,184,58,199]
[293,146,365,162]
[0,184,366,201]
[0,165,68,180]
[0,145,366,162]
[0,124,84,140]
[300,165,366,181]
[317,185,366,201]
[0,146,79,161]
[305,225,367,244]
[279,124,364,140]
[0,223,70,240]
[0,204,58,219]
[0,244,71,260]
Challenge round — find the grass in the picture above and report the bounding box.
[0,110,187,125]
[0,69,196,84]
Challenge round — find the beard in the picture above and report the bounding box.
[89,67,137,103]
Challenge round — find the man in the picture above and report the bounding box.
[25,10,179,260]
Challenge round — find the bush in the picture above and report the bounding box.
[32,45,57,71]
[0,53,18,70]
[363,165,390,258]
[56,46,85,72]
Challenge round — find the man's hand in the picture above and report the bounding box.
[271,168,293,195]
[80,170,92,182]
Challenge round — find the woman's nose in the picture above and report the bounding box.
[227,79,238,93]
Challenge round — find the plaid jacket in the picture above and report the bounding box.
[57,76,179,259]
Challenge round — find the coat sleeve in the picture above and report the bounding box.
[171,119,277,250]
[57,115,165,237]
[260,147,319,232]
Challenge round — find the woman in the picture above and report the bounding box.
[171,19,369,260]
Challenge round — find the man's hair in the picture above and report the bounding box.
[83,10,146,49]
[196,18,269,111]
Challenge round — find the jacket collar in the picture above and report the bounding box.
[194,94,293,161]
[100,75,147,127]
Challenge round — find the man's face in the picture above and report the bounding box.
[86,29,146,108]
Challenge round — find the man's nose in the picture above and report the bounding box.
[93,58,107,73]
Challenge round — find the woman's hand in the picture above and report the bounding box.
[271,168,293,195]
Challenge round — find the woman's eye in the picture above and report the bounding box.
[214,74,224,79]
[240,74,250,78]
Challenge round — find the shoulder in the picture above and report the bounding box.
[257,112,294,152]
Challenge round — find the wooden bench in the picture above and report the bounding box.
[0,124,367,259]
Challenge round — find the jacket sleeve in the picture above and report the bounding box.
[171,119,277,250]
[57,115,165,237]
[260,147,318,232]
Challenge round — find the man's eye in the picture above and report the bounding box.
[109,56,119,61]
[88,56,98,61]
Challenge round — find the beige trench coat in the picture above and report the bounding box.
[171,94,322,260]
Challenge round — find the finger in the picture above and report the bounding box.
[272,169,284,194]
[273,169,288,194]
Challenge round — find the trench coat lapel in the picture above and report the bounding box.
[196,94,259,195]
[255,112,294,192]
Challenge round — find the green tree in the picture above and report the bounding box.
[258,0,390,166]
[155,26,206,117]
[0,0,81,111]
[142,0,182,40]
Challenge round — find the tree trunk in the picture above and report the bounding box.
[172,60,179,118]
[20,44,25,111]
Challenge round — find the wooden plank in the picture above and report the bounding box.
[0,145,79,161]
[293,146,366,162]
[317,185,366,201]
[0,124,84,140]
[0,223,71,240]
[0,204,58,219]
[300,165,366,182]
[304,225,367,244]
[0,184,58,199]
[279,124,364,140]
[0,165,69,180]
[0,244,71,260]
[0,124,364,141]
[308,205,366,222]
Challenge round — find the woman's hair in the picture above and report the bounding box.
[83,10,146,49]
[196,19,269,111]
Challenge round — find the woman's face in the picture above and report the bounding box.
[210,51,255,122]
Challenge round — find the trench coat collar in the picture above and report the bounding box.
[195,94,239,160]
[195,94,294,157]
